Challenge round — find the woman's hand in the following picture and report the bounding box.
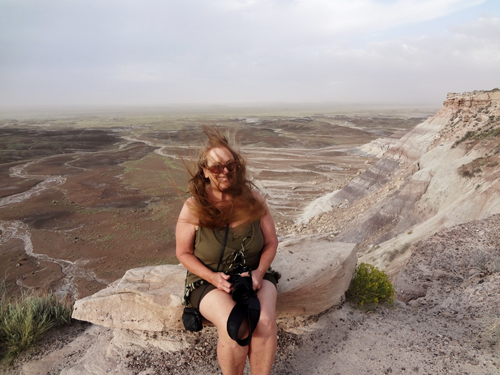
[250,269,265,291]
[210,272,232,294]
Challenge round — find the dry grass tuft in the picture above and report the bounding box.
[0,281,73,363]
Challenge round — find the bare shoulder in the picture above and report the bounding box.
[178,197,199,225]
[176,198,199,254]
[252,189,265,202]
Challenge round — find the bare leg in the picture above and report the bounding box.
[248,280,278,375]
[200,289,249,375]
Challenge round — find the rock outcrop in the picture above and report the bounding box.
[72,237,357,331]
[72,265,187,331]
[273,236,356,317]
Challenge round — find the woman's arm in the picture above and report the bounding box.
[251,191,279,291]
[176,198,232,293]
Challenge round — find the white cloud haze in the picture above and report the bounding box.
[0,0,499,107]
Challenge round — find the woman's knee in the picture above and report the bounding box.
[254,312,277,338]
[254,281,278,338]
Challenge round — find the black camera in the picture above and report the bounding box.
[227,265,254,303]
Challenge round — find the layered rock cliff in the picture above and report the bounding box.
[300,89,500,280]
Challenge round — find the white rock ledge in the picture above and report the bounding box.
[72,236,357,331]
[274,236,357,317]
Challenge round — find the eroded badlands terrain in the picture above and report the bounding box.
[6,95,500,375]
[0,107,429,301]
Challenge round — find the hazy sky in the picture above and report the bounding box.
[1,0,499,108]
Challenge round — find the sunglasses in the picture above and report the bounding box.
[206,160,239,174]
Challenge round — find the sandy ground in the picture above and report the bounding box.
[285,303,499,375]
[2,301,498,375]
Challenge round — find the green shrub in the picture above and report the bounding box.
[0,292,73,362]
[346,263,394,307]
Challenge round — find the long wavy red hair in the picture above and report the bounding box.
[186,126,267,229]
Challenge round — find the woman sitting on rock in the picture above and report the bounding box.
[176,127,279,375]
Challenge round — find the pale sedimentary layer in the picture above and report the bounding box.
[359,90,500,278]
[274,237,356,317]
[72,239,356,331]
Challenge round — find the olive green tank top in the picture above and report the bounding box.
[185,220,264,286]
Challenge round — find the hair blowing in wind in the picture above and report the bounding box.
[185,126,267,229]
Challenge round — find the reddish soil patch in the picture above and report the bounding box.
[0,236,65,298]
[0,127,120,164]
[0,131,183,300]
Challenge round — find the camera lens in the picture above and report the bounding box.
[232,276,253,303]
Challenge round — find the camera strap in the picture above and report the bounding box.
[224,222,261,346]
[226,290,261,346]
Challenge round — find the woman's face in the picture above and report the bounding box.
[204,147,236,192]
